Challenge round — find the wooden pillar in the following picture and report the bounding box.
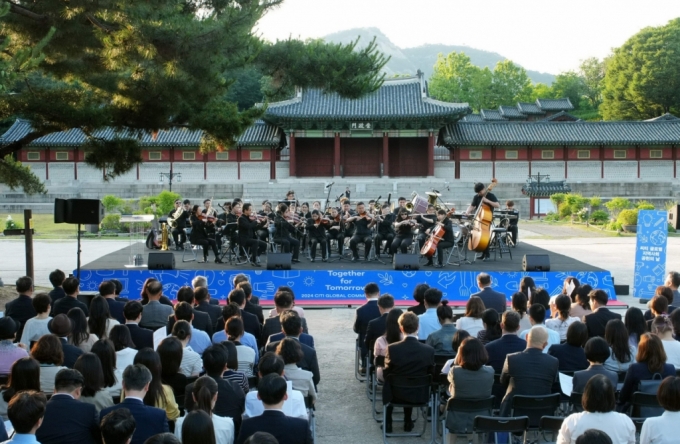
[427,132,435,176]
[237,146,242,180]
[136,163,140,181]
[600,145,605,179]
[334,132,341,177]
[491,145,496,178]
[170,147,174,180]
[289,132,296,177]
[454,146,461,179]
[203,153,207,180]
[673,145,677,179]
[74,147,78,180]
[46,147,50,180]
[636,145,641,179]
[270,146,276,180]
[382,132,389,177]
[563,146,568,179]
[528,146,532,176]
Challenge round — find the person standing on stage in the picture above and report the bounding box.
[238,203,268,267]
[169,199,191,251]
[374,204,395,257]
[465,182,500,261]
[424,209,456,268]
[326,207,345,256]
[505,200,519,246]
[273,203,301,264]
[391,208,414,255]
[346,202,374,262]
[190,205,222,264]
[306,210,328,262]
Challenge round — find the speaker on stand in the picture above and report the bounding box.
[393,254,420,271]
[522,254,551,271]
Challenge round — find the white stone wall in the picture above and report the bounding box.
[495,161,529,182]
[459,162,493,182]
[49,163,76,183]
[107,167,137,183]
[139,162,171,183]
[173,162,204,183]
[640,161,673,180]
[276,161,290,179]
[434,161,455,179]
[76,162,103,182]
[207,163,238,182]
[567,161,601,180]
[27,163,47,181]
[530,161,565,180]
[240,162,270,182]
[603,161,638,180]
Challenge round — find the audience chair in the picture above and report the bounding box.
[441,396,494,444]
[630,417,646,436]
[569,391,583,413]
[304,395,316,444]
[539,416,565,444]
[630,391,663,418]
[382,374,433,444]
[510,393,560,432]
[372,355,386,422]
[355,339,367,382]
[473,416,528,444]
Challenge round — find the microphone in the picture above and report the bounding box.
[432,189,440,194]
[326,182,335,187]
[376,195,381,201]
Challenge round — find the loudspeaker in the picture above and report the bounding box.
[669,205,680,230]
[267,253,292,270]
[148,252,175,270]
[522,254,550,271]
[54,198,104,225]
[393,254,420,271]
[54,198,68,223]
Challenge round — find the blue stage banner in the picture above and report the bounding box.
[76,268,616,305]
[633,210,668,299]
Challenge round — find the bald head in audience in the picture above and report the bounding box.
[527,326,549,351]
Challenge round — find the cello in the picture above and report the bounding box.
[468,178,498,253]
[420,208,457,257]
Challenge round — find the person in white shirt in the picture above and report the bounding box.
[557,374,635,444]
[519,304,560,353]
[651,315,680,369]
[109,325,138,384]
[174,376,234,444]
[244,352,307,419]
[455,297,485,338]
[225,317,255,377]
[546,295,580,341]
[19,293,52,348]
[640,375,680,444]
[172,321,202,377]
[417,288,444,340]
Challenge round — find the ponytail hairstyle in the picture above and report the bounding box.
[652,315,674,336]
[555,295,572,322]
[172,320,192,343]
[192,375,218,415]
[481,309,502,342]
[436,300,453,322]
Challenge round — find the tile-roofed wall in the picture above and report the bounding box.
[498,106,527,120]
[461,114,484,122]
[536,98,574,111]
[516,102,545,115]
[645,113,680,122]
[540,111,580,122]
[480,109,507,121]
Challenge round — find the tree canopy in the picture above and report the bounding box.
[0,0,389,192]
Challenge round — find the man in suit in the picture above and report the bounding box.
[233,273,260,305]
[239,282,264,325]
[267,330,314,349]
[110,279,129,303]
[471,273,507,314]
[36,369,99,444]
[194,286,223,329]
[124,301,154,350]
[5,276,36,343]
[100,408,136,444]
[165,286,213,336]
[52,276,89,317]
[261,291,309,346]
[572,337,618,394]
[365,294,394,353]
[236,374,312,444]
[101,364,169,444]
[100,280,127,325]
[184,344,246,435]
[265,310,320,387]
[584,289,621,338]
[500,326,559,416]
[226,288,261,340]
[353,282,381,374]
[48,314,83,368]
[485,311,527,374]
[382,312,435,433]
[48,269,67,305]
[244,353,307,420]
[140,280,173,329]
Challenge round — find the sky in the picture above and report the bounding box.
[257,0,680,75]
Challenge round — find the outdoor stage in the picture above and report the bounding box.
[76,241,619,308]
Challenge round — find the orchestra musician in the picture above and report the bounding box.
[465,182,500,261]
[201,198,217,237]
[273,203,301,263]
[373,204,395,258]
[169,199,191,251]
[312,201,322,211]
[392,196,407,215]
[505,200,519,246]
[223,201,241,254]
[307,210,328,262]
[189,205,222,263]
[238,203,268,267]
[340,199,355,238]
[326,207,345,255]
[424,209,456,268]
[392,208,414,254]
[257,201,274,243]
[346,202,374,262]
[415,205,437,249]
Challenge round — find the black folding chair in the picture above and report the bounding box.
[631,391,663,418]
[511,393,561,440]
[631,417,646,436]
[382,374,433,444]
[355,338,367,382]
[441,396,494,440]
[372,355,386,422]
[539,416,565,443]
[473,416,529,444]
[569,391,583,413]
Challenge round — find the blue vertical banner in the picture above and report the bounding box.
[633,210,668,299]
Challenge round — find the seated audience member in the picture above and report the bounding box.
[477,308,502,345]
[446,337,494,434]
[557,375,635,444]
[275,338,316,403]
[529,287,551,316]
[603,319,636,372]
[48,313,83,368]
[618,333,676,409]
[574,429,613,444]
[264,311,320,387]
[500,327,559,416]
[179,410,216,444]
[232,275,260,306]
[374,309,403,382]
[144,433,181,444]
[0,357,40,420]
[238,282,264,325]
[244,353,306,419]
[68,307,99,353]
[74,353,115,412]
[562,276,580,300]
[472,273,507,314]
[455,296,485,337]
[261,291,309,347]
[100,364,169,444]
[214,304,260,360]
[220,341,249,394]
[52,276,89,317]
[184,344,245,435]
[364,294,394,356]
[417,287,443,340]
[244,432,278,444]
[646,295,669,331]
[625,307,647,348]
[546,295,581,341]
[570,285,593,319]
[583,289,621,338]
[140,281,174,329]
[236,374,312,444]
[519,277,536,303]
[88,295,120,340]
[110,325,139,381]
[171,321,202,377]
[48,269,67,305]
[518,304,561,353]
[19,292,52,348]
[5,391,46,443]
[407,283,430,316]
[548,321,589,372]
[173,302,211,355]
[99,281,127,325]
[6,276,37,344]
[573,337,618,394]
[165,287,214,337]
[353,283,381,374]
[157,337,188,398]
[644,286,677,320]
[92,339,122,396]
[640,375,680,444]
[140,279,173,307]
[651,315,680,368]
[36,368,100,444]
[382,312,435,433]
[426,300,457,354]
[123,349,179,422]
[124,301,154,350]
[110,279,128,303]
[441,330,472,374]
[100,408,136,444]
[511,292,532,332]
[485,311,526,373]
[174,376,234,444]
[267,286,304,319]
[31,334,68,392]
[194,286,223,330]
[0,317,28,375]
[226,318,256,377]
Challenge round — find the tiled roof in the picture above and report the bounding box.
[517,102,545,115]
[443,121,680,146]
[646,113,680,122]
[541,111,580,122]
[461,114,484,122]
[498,106,527,120]
[264,76,471,121]
[480,109,506,121]
[522,180,572,196]
[0,119,283,148]
[536,98,574,111]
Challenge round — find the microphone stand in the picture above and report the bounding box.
[324,183,334,212]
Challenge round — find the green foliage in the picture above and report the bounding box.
[606,221,623,231]
[4,215,22,230]
[0,155,46,194]
[601,18,680,120]
[669,223,676,233]
[589,197,602,209]
[101,195,124,213]
[156,191,180,216]
[100,214,122,232]
[635,200,655,210]
[665,201,679,211]
[558,203,573,218]
[551,71,585,110]
[617,209,639,226]
[544,212,560,222]
[570,109,602,121]
[579,57,605,109]
[550,193,566,208]
[604,198,631,219]
[488,60,533,108]
[589,210,609,224]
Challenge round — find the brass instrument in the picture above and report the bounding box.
[167,205,183,228]
[160,223,169,251]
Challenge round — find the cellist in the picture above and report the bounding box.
[424,209,456,268]
[465,182,500,261]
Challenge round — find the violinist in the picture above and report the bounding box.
[257,201,274,243]
[298,202,311,252]
[190,205,222,263]
[346,202,374,262]
[424,209,456,268]
[306,210,328,262]
[391,208,414,254]
[341,199,355,237]
[201,199,217,237]
[299,203,311,220]
[168,199,191,251]
[224,202,241,254]
[237,203,267,267]
[273,203,300,263]
[374,204,395,258]
[326,207,345,255]
[312,201,322,211]
[416,205,437,249]
[465,182,500,261]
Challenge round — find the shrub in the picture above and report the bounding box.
[669,223,677,234]
[589,210,609,224]
[100,214,121,231]
[550,193,566,209]
[4,216,22,230]
[664,200,679,211]
[635,200,655,210]
[589,197,602,209]
[558,203,572,218]
[544,212,560,222]
[101,195,124,213]
[617,209,638,226]
[156,191,181,215]
[604,197,631,219]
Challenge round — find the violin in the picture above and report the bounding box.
[198,213,217,223]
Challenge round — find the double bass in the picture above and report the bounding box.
[468,178,498,253]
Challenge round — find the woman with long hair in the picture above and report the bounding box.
[126,348,179,421]
[172,321,202,377]
[158,337,187,399]
[67,307,98,353]
[624,306,647,348]
[511,292,532,331]
[74,352,114,412]
[529,287,551,316]
[570,285,593,319]
[645,286,677,320]
[455,297,485,337]
[91,338,122,396]
[477,309,502,345]
[562,276,581,301]
[220,341,249,394]
[519,277,536,300]
[0,357,40,420]
[180,411,216,444]
[189,204,222,264]
[109,325,138,384]
[651,316,680,369]
[546,295,581,341]
[374,308,403,382]
[604,319,636,373]
[87,296,119,340]
[548,322,589,372]
[407,283,430,316]
[31,334,67,393]
[426,301,457,354]
[174,376,234,444]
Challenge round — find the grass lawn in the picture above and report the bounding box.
[1,213,84,238]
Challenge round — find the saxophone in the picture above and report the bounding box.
[161,223,169,251]
[168,206,183,228]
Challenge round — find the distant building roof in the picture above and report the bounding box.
[646,113,680,122]
[522,180,572,196]
[517,102,545,115]
[461,114,484,122]
[480,109,506,121]
[540,111,580,122]
[498,106,526,120]
[536,98,574,111]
